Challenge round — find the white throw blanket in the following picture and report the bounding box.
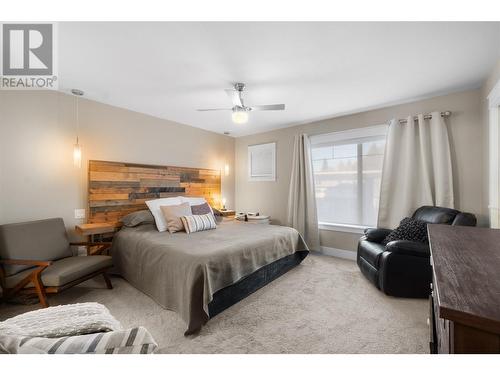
[0,302,157,354]
[0,302,122,338]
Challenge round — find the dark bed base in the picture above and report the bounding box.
[208,250,309,318]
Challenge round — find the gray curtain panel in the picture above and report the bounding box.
[287,134,320,250]
[377,112,454,228]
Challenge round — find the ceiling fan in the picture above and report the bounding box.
[197,83,285,124]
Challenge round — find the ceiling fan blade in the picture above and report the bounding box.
[197,108,232,111]
[225,89,243,107]
[250,104,285,111]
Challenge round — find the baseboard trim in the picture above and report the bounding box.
[320,246,357,261]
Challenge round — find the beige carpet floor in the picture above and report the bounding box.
[0,253,428,353]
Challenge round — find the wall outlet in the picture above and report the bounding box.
[76,246,87,256]
[74,208,86,219]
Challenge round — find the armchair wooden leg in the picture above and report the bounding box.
[32,271,49,308]
[103,273,113,290]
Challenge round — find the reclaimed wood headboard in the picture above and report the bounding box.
[88,160,221,225]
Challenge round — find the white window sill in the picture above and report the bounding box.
[318,222,369,234]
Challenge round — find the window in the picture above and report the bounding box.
[310,125,387,229]
[248,142,276,181]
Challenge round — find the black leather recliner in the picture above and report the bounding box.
[357,206,476,298]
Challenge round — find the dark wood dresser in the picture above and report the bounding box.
[428,224,500,353]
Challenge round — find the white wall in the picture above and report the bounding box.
[0,90,235,237]
[0,82,495,253]
[481,59,500,227]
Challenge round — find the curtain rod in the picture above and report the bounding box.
[397,111,452,124]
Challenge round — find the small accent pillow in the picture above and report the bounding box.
[120,210,154,227]
[191,202,212,215]
[181,196,214,215]
[181,213,217,234]
[382,217,429,246]
[160,202,192,233]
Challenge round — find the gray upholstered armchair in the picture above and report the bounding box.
[0,218,113,307]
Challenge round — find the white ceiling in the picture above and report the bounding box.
[58,22,500,137]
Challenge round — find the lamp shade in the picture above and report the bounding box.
[73,142,82,168]
[231,109,249,124]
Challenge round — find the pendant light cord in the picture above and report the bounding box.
[76,95,79,144]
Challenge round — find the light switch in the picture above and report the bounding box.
[74,208,86,219]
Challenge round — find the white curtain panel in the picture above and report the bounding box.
[377,112,454,229]
[287,134,320,250]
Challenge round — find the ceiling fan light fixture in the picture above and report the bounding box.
[197,83,285,126]
[231,108,249,124]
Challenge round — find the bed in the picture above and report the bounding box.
[87,160,308,334]
[111,220,308,334]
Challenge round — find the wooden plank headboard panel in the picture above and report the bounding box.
[88,160,221,225]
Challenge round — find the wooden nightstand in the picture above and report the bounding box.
[75,223,118,242]
[217,209,235,222]
[235,214,271,224]
[219,209,236,217]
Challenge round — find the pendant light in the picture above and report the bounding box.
[72,89,84,168]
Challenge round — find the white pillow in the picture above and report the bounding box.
[180,196,207,206]
[145,197,182,232]
[180,197,214,214]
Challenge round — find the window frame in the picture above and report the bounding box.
[310,125,388,232]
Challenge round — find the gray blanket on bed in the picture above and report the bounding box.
[111,221,308,334]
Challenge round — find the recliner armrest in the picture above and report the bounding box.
[385,240,430,257]
[363,228,392,243]
[451,212,477,227]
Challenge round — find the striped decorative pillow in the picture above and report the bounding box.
[9,327,157,354]
[181,213,217,234]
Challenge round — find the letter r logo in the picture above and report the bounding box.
[2,24,53,75]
